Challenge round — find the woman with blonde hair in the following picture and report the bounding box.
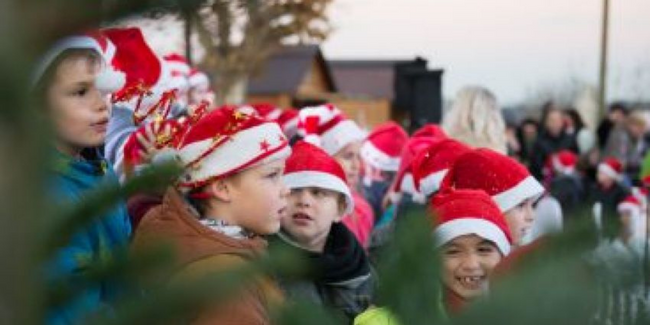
[442,86,507,154]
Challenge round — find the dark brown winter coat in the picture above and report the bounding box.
[132,188,282,325]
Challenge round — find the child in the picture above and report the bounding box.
[34,34,131,324]
[430,189,512,314]
[132,106,291,325]
[371,137,436,253]
[102,27,179,182]
[383,137,435,222]
[391,123,448,209]
[360,122,409,219]
[587,157,629,230]
[298,104,375,248]
[274,141,374,322]
[440,148,545,248]
[412,138,471,198]
[187,69,214,107]
[547,150,584,217]
[617,196,647,245]
[412,123,447,139]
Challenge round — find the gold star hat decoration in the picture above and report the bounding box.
[175,105,292,190]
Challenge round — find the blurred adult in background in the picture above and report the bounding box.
[516,118,539,166]
[597,102,629,150]
[505,122,521,159]
[603,110,649,183]
[529,104,578,180]
[564,108,597,156]
[442,86,507,154]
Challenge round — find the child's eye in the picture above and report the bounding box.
[73,88,88,97]
[477,245,496,254]
[444,249,461,256]
[266,171,280,179]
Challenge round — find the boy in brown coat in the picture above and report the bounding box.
[132,106,291,324]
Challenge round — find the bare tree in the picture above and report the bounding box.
[195,0,332,104]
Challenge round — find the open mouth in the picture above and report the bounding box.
[92,119,109,131]
[292,212,313,223]
[456,276,485,290]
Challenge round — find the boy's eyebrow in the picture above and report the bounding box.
[478,239,496,246]
[68,80,94,88]
[444,243,460,249]
[261,165,283,174]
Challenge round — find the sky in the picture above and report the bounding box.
[321,0,650,105]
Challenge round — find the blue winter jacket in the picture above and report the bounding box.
[46,149,132,325]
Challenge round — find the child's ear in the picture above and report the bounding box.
[207,179,231,202]
[335,194,347,220]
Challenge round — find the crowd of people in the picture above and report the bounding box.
[37,25,650,325]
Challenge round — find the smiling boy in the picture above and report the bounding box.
[430,189,512,314]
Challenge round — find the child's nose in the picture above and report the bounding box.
[460,254,481,270]
[93,90,109,112]
[297,196,311,208]
[524,204,535,223]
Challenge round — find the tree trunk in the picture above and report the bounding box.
[183,10,193,65]
[222,74,248,105]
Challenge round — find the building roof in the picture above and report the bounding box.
[248,45,336,95]
[330,60,412,100]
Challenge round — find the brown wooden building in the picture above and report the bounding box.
[247,46,440,129]
[247,46,336,109]
[247,46,394,129]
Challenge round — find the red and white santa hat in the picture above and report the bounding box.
[250,103,283,121]
[412,124,447,140]
[176,106,291,191]
[163,53,191,93]
[430,189,512,255]
[412,139,471,196]
[283,141,354,214]
[630,187,648,211]
[188,69,210,91]
[277,108,300,139]
[361,122,409,172]
[392,137,437,202]
[550,150,578,176]
[297,103,366,156]
[598,157,624,181]
[618,195,642,217]
[32,31,126,93]
[122,119,188,175]
[164,53,191,75]
[440,148,545,212]
[103,27,174,124]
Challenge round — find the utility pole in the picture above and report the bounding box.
[598,0,610,119]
